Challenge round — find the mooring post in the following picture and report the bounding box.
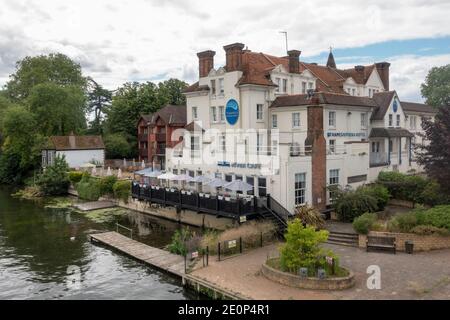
[260,232,263,247]
[206,246,209,266]
[218,242,221,261]
[239,237,242,254]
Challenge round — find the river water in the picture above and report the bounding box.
[0,186,200,300]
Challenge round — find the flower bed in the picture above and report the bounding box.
[262,258,355,290]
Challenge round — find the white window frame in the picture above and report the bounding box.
[282,79,288,93]
[388,114,393,127]
[210,79,216,95]
[192,106,198,120]
[361,113,367,129]
[272,114,278,128]
[396,114,401,127]
[328,111,336,128]
[329,169,340,185]
[218,106,225,123]
[211,106,217,123]
[410,115,417,130]
[329,139,336,154]
[256,104,264,121]
[294,173,306,206]
[292,112,300,128]
[301,81,306,94]
[218,78,224,95]
[275,78,281,92]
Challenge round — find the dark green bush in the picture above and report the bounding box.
[352,213,377,234]
[167,228,201,256]
[68,171,83,184]
[113,180,131,203]
[332,187,378,222]
[98,175,118,196]
[76,175,101,201]
[392,212,418,232]
[418,205,450,230]
[358,184,390,211]
[36,155,70,196]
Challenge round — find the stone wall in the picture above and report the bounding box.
[359,231,450,252]
[117,198,237,230]
[261,261,355,290]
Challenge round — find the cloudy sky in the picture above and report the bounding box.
[0,0,449,102]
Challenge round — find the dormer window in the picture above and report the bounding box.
[218,78,224,95]
[275,78,281,92]
[282,79,288,93]
[302,82,306,94]
[211,79,216,95]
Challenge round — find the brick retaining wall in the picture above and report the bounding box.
[359,231,450,252]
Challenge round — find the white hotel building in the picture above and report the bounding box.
[165,43,436,213]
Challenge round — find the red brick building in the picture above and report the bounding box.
[137,105,186,170]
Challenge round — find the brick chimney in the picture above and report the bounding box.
[287,50,301,73]
[223,43,245,72]
[375,62,390,91]
[304,103,326,211]
[197,50,215,78]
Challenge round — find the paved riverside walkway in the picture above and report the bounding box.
[73,200,116,211]
[191,243,450,300]
[90,231,186,276]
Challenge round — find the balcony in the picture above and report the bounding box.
[149,133,166,142]
[138,134,148,141]
[139,148,148,157]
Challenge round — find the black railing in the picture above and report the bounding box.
[131,182,261,220]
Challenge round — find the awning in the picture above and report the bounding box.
[369,128,414,138]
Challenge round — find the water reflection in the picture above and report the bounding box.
[0,186,199,300]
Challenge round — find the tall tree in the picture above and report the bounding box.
[5,53,87,102]
[104,82,160,138]
[421,64,450,108]
[0,106,43,183]
[86,77,112,135]
[157,78,188,106]
[416,107,450,194]
[27,83,86,136]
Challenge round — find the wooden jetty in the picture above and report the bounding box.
[73,200,116,212]
[89,231,185,276]
[89,231,248,299]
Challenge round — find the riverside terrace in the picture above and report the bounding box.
[130,179,289,233]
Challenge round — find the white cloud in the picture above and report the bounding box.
[0,0,449,94]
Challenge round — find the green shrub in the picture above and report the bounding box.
[98,175,118,196]
[167,227,201,256]
[418,205,450,230]
[76,177,101,201]
[279,219,332,274]
[113,180,131,203]
[421,181,449,206]
[358,184,390,211]
[352,213,377,234]
[68,171,83,184]
[392,212,418,232]
[332,187,378,222]
[410,225,449,236]
[377,171,429,204]
[36,155,70,196]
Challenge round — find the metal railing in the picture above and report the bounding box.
[116,222,133,239]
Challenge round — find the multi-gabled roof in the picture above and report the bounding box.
[185,49,383,94]
[141,104,187,127]
[271,90,436,119]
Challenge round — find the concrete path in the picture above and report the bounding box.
[191,243,450,300]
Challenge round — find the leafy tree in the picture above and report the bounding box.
[104,133,134,159]
[421,65,450,108]
[86,77,112,135]
[279,219,330,273]
[104,82,160,138]
[0,106,43,183]
[157,78,188,106]
[27,83,86,136]
[36,155,70,195]
[5,53,86,101]
[416,107,450,195]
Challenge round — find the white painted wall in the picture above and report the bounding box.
[56,149,105,168]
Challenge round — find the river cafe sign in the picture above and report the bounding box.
[217,161,262,169]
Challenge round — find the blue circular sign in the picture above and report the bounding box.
[393,99,398,113]
[225,99,239,125]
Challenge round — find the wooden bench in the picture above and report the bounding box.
[366,236,396,254]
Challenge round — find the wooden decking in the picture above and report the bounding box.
[73,200,116,211]
[89,231,185,276]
